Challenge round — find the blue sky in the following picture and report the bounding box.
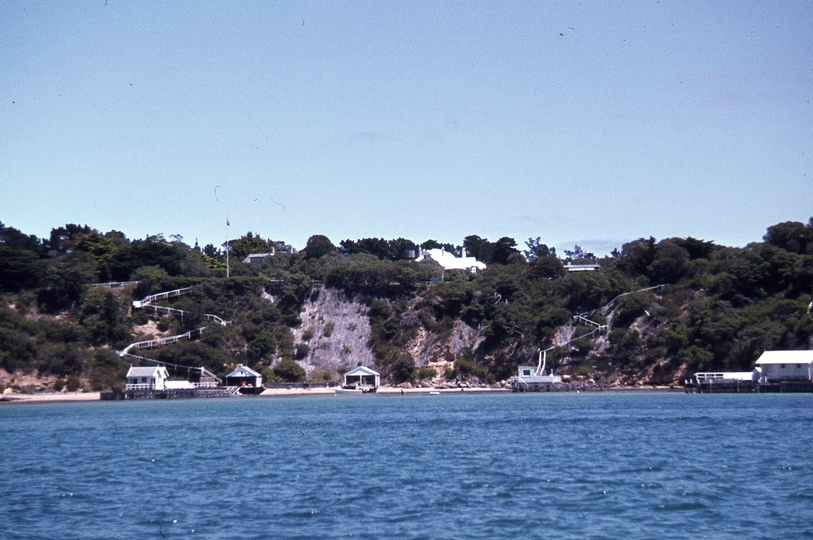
[2,1,811,254]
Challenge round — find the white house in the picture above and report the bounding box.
[754,350,813,383]
[563,263,601,273]
[343,366,380,390]
[415,248,486,273]
[126,366,169,390]
[242,250,275,265]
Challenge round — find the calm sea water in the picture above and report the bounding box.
[2,392,812,539]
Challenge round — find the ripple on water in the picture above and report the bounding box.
[2,394,813,539]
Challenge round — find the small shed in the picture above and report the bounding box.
[343,366,380,389]
[225,365,263,388]
[755,350,813,383]
[126,366,169,390]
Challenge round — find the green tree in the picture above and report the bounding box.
[304,235,336,260]
[389,353,416,384]
[621,237,657,277]
[421,239,459,255]
[246,330,276,362]
[228,232,273,261]
[109,236,186,279]
[526,255,564,280]
[73,231,116,268]
[181,250,212,277]
[80,288,131,346]
[764,220,811,254]
[273,358,306,382]
[131,266,171,298]
[39,252,96,310]
[48,224,92,253]
[0,246,45,292]
[648,239,689,283]
[90,349,127,391]
[675,237,716,259]
[492,237,520,265]
[463,235,494,264]
[0,222,47,291]
[524,237,557,259]
[563,245,596,262]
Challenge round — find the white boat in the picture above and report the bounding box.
[334,385,376,395]
[428,391,440,395]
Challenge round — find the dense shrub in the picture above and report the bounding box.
[273,359,306,382]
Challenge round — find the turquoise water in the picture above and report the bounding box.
[2,392,812,539]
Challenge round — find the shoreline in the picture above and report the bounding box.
[0,384,683,403]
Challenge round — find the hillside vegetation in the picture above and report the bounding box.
[1,219,812,393]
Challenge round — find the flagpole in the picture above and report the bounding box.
[226,216,230,279]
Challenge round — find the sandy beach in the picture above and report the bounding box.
[0,391,103,404]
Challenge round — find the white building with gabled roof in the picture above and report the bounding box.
[754,350,813,383]
[415,248,486,273]
[242,250,275,265]
[126,366,169,390]
[343,366,380,389]
[225,365,263,387]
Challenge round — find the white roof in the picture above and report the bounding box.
[345,366,379,377]
[242,252,274,263]
[225,365,262,378]
[416,248,486,271]
[126,366,167,377]
[564,263,600,272]
[755,351,813,365]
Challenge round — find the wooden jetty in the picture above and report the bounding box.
[684,380,813,394]
[101,387,240,400]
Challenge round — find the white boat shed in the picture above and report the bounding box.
[126,366,169,390]
[225,365,263,387]
[343,366,380,390]
[754,350,813,383]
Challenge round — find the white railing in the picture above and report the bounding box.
[120,328,206,354]
[204,314,229,326]
[578,284,668,318]
[573,315,606,329]
[93,281,141,289]
[133,287,230,327]
[141,305,229,326]
[125,383,155,390]
[133,287,192,308]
